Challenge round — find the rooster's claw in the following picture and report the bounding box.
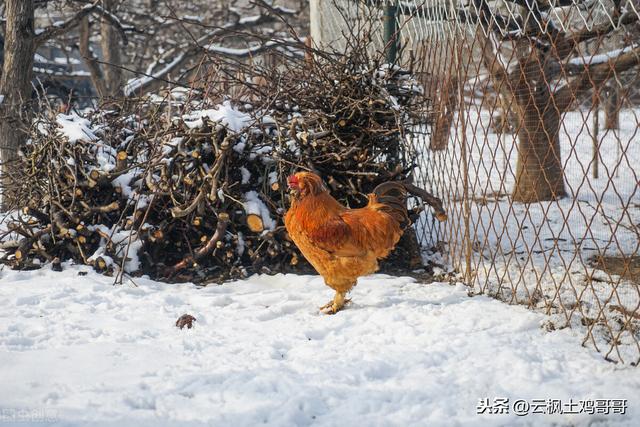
[319,296,351,314]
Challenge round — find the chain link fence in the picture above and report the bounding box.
[311,0,640,364]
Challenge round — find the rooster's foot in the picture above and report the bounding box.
[319,292,350,314]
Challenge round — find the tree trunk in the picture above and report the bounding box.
[0,0,35,210]
[512,97,567,202]
[604,85,620,130]
[430,76,457,151]
[79,17,107,99]
[100,0,123,97]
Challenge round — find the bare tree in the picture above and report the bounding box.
[26,0,306,100]
[0,0,35,209]
[0,0,131,208]
[117,0,304,96]
[99,0,123,97]
[604,83,621,130]
[470,0,640,202]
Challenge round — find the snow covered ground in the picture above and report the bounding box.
[1,265,639,426]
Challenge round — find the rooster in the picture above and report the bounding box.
[284,171,445,314]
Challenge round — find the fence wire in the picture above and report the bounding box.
[312,0,640,364]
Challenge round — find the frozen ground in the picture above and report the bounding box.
[1,265,639,426]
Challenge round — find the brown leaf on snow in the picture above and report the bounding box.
[175,314,196,330]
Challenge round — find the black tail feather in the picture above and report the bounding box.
[372,181,410,229]
[373,179,448,227]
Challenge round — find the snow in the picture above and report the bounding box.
[85,225,142,273]
[33,53,48,63]
[238,15,261,25]
[111,168,143,197]
[182,101,252,132]
[32,67,91,77]
[244,190,276,231]
[233,141,247,153]
[236,231,246,256]
[181,15,204,23]
[568,45,639,67]
[205,39,303,59]
[124,53,187,97]
[53,57,81,65]
[240,166,251,184]
[206,44,271,57]
[87,247,114,268]
[55,114,98,143]
[268,171,278,185]
[0,266,638,426]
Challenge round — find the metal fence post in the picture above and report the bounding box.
[383,2,398,64]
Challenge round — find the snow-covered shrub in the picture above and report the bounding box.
[1,98,299,282]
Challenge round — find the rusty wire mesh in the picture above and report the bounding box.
[312,0,640,364]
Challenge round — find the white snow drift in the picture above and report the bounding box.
[0,265,638,426]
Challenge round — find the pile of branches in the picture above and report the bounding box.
[1,104,296,282]
[224,42,430,208]
[0,21,440,282]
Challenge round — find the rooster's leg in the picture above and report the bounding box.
[319,291,350,314]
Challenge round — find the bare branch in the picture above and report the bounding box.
[123,11,293,96]
[34,0,135,47]
[553,11,640,60]
[556,45,640,111]
[35,1,99,46]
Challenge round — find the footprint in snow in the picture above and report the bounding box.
[255,301,307,321]
[15,295,41,306]
[304,328,329,340]
[163,295,185,307]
